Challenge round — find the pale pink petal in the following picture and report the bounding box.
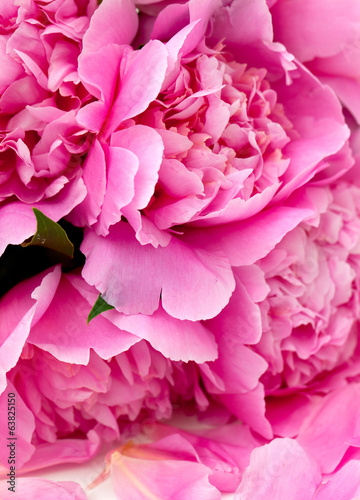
[0,478,87,500]
[235,438,321,500]
[110,435,221,500]
[81,222,235,321]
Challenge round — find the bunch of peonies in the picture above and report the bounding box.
[1,0,360,498]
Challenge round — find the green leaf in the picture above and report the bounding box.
[87,294,115,324]
[22,208,74,258]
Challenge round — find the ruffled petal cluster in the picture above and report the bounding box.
[1,0,360,499]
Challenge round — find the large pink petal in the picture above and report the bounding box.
[81,222,235,321]
[0,267,61,393]
[212,0,273,47]
[297,385,360,473]
[28,272,140,365]
[206,275,263,345]
[315,460,360,499]
[103,41,168,139]
[82,0,138,55]
[235,438,321,500]
[272,66,350,201]
[199,206,313,267]
[77,44,126,132]
[271,0,360,62]
[105,305,218,363]
[219,384,273,439]
[110,435,221,500]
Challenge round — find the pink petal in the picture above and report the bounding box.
[105,305,218,363]
[77,44,126,131]
[235,438,321,499]
[111,125,164,211]
[315,460,360,499]
[101,40,168,139]
[81,222,235,321]
[0,173,86,255]
[206,275,263,345]
[271,0,360,62]
[219,384,273,439]
[273,67,350,201]
[297,385,360,473]
[20,430,101,473]
[94,144,139,236]
[67,139,106,227]
[110,436,221,500]
[82,0,138,54]
[28,272,140,365]
[0,267,61,392]
[212,0,273,47]
[0,478,87,500]
[201,206,313,267]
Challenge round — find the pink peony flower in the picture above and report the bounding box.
[0,265,230,474]
[0,0,99,253]
[1,1,360,498]
[73,0,352,323]
[255,182,360,390]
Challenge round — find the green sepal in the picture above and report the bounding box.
[22,208,74,258]
[87,294,115,324]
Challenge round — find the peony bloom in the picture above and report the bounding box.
[71,0,352,324]
[0,265,230,474]
[0,0,102,253]
[1,0,360,498]
[255,182,360,390]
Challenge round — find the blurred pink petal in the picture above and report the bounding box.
[0,478,87,499]
[235,438,321,500]
[110,435,221,500]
